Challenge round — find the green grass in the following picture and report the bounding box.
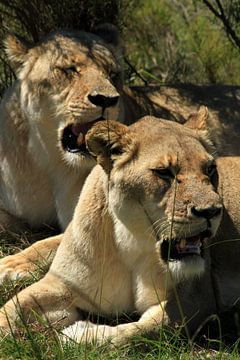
[0,232,240,359]
[0,271,239,359]
[0,320,236,360]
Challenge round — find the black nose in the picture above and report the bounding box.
[88,94,119,108]
[191,206,222,220]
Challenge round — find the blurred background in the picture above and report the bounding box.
[0,0,239,97]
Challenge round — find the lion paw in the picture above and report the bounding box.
[61,321,129,346]
[62,321,112,345]
[0,254,35,284]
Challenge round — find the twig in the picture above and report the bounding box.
[202,0,240,49]
[124,56,149,86]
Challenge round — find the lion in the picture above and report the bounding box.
[0,24,126,237]
[1,25,171,236]
[0,23,240,276]
[0,115,224,345]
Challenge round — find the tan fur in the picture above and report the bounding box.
[0,117,223,345]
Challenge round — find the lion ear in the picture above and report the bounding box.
[86,120,135,172]
[185,106,209,131]
[93,23,121,48]
[4,34,31,71]
[185,106,217,153]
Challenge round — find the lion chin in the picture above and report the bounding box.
[168,256,205,281]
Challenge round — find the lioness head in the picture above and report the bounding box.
[5,25,123,167]
[86,111,222,280]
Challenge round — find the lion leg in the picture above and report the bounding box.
[0,234,62,284]
[0,273,78,334]
[63,303,167,346]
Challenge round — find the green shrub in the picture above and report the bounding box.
[0,0,240,97]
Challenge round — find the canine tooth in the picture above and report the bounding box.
[77,133,84,145]
[179,239,186,249]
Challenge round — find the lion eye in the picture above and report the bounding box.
[206,163,217,178]
[152,168,174,180]
[63,66,78,75]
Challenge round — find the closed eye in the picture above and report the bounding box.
[205,162,217,179]
[152,168,175,180]
[63,66,78,75]
[205,163,217,177]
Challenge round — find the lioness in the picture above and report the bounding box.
[1,23,240,275]
[0,116,223,345]
[0,24,127,236]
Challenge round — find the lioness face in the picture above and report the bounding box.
[87,117,223,280]
[5,27,123,167]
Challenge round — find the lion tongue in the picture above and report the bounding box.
[176,237,201,255]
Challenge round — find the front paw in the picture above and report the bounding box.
[62,321,129,346]
[62,321,113,345]
[0,254,36,284]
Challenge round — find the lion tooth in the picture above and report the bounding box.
[179,239,186,249]
[77,132,84,145]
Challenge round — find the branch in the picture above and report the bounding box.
[124,56,149,86]
[202,0,240,49]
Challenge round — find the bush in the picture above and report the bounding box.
[124,0,240,85]
[0,0,240,97]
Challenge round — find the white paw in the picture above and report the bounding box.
[62,321,94,342]
[62,321,111,344]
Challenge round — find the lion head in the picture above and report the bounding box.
[5,25,123,167]
[86,110,223,280]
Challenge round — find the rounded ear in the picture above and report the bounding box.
[4,34,31,71]
[86,120,135,172]
[185,106,209,131]
[92,23,121,48]
[185,106,217,155]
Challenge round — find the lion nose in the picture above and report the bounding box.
[88,94,119,108]
[191,206,222,220]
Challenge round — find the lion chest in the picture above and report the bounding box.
[0,156,56,226]
[51,239,135,316]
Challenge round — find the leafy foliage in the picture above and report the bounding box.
[0,0,240,96]
[201,0,240,49]
[124,0,240,85]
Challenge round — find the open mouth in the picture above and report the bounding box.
[160,229,212,263]
[61,117,105,154]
